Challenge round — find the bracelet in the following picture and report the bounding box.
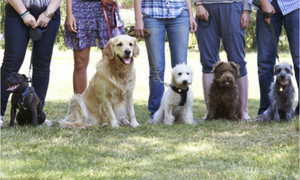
[44,9,54,18]
[20,11,30,19]
[195,3,203,6]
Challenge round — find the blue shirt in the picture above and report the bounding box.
[142,0,187,19]
[248,0,299,15]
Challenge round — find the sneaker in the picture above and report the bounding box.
[43,119,52,126]
[145,118,154,124]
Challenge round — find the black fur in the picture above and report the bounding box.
[6,72,46,127]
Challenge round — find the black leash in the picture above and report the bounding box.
[28,27,47,86]
[253,0,280,63]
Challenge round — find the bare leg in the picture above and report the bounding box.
[73,47,90,94]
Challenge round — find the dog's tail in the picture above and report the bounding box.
[59,120,95,128]
[59,94,97,128]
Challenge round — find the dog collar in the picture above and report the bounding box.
[170,85,189,106]
[18,87,34,111]
[22,86,30,97]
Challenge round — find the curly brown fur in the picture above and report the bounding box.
[206,62,241,121]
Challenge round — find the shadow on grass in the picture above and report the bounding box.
[1,98,299,179]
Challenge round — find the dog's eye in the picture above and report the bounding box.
[178,73,182,76]
[276,69,281,74]
[285,68,290,73]
[117,43,123,46]
[187,72,189,75]
[129,42,133,46]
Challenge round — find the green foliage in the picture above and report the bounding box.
[0,2,291,52]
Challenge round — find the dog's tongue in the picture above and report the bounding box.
[123,58,131,64]
[7,84,19,92]
[225,81,230,85]
[280,80,287,85]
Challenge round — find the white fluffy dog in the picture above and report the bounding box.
[59,35,140,128]
[151,63,195,125]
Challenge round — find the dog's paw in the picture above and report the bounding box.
[164,120,174,125]
[130,121,140,128]
[254,114,267,122]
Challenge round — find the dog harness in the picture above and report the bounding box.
[170,85,189,106]
[18,86,34,111]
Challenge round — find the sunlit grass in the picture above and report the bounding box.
[0,45,299,179]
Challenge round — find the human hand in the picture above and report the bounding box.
[195,5,209,22]
[134,19,145,38]
[22,13,37,28]
[189,16,197,33]
[103,0,115,4]
[261,0,275,25]
[240,11,251,29]
[66,13,78,33]
[36,12,51,28]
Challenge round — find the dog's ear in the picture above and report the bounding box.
[21,74,28,81]
[171,67,178,86]
[229,62,240,77]
[274,64,280,75]
[132,37,140,58]
[212,61,224,73]
[103,39,115,59]
[289,64,293,75]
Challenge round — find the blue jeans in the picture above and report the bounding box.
[143,10,190,118]
[256,0,299,115]
[1,17,60,116]
[195,2,247,77]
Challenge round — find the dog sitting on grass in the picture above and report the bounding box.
[149,63,195,125]
[255,62,296,123]
[206,61,241,121]
[6,72,46,127]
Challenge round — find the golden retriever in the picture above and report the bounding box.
[60,35,140,128]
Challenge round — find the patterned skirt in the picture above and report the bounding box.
[63,0,125,50]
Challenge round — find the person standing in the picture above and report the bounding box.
[64,0,125,94]
[133,0,197,122]
[249,0,299,116]
[194,0,252,121]
[0,0,62,126]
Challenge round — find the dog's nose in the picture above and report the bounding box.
[280,75,286,79]
[124,49,131,56]
[183,80,187,84]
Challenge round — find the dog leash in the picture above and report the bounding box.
[127,26,170,87]
[253,0,280,63]
[102,1,117,39]
[28,27,48,86]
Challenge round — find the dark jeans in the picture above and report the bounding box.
[256,0,299,115]
[1,17,60,116]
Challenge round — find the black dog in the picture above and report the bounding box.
[6,72,46,127]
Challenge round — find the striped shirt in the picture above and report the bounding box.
[248,0,299,15]
[142,0,187,19]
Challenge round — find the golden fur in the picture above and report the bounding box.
[60,35,140,128]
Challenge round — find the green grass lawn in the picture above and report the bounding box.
[0,44,299,179]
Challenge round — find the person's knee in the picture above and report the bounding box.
[74,57,89,72]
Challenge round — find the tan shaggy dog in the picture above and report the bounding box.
[60,35,140,128]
